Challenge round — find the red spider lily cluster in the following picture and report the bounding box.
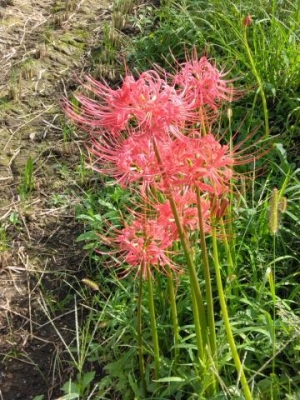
[65,54,244,277]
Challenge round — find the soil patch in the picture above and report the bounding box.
[0,0,116,398]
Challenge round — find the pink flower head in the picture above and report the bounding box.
[127,70,192,134]
[156,189,211,238]
[89,131,169,189]
[64,74,137,134]
[116,217,178,278]
[115,135,158,187]
[156,133,234,196]
[173,54,234,111]
[65,70,192,138]
[189,133,234,194]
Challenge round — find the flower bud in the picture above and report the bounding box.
[243,14,252,27]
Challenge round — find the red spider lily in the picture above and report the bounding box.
[88,127,234,196]
[64,54,237,140]
[155,133,234,196]
[64,52,268,280]
[115,217,179,279]
[156,189,211,239]
[173,54,236,112]
[126,70,193,133]
[65,71,193,137]
[88,130,169,189]
[64,74,138,133]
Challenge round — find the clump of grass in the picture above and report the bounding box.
[8,69,22,101]
[19,156,35,200]
[112,0,134,30]
[36,42,47,59]
[0,224,9,252]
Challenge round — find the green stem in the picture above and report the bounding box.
[271,233,276,383]
[147,264,160,379]
[220,219,234,277]
[220,218,237,297]
[137,271,147,395]
[243,26,269,137]
[196,188,217,358]
[166,267,180,363]
[191,287,204,366]
[199,106,208,136]
[169,195,208,345]
[211,225,252,400]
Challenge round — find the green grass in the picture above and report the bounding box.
[129,0,300,143]
[18,155,35,200]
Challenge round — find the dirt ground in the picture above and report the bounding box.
[0,0,121,398]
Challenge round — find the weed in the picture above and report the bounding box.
[65,0,77,13]
[8,69,22,101]
[50,193,69,207]
[19,156,35,200]
[21,58,35,80]
[38,292,106,399]
[62,123,76,143]
[36,42,47,59]
[8,211,22,228]
[112,0,135,30]
[75,153,93,187]
[0,223,9,252]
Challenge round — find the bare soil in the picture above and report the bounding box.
[0,0,120,398]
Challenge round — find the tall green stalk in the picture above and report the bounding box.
[269,235,277,396]
[166,267,180,363]
[167,191,208,356]
[243,22,269,137]
[211,224,252,400]
[191,286,204,365]
[269,187,279,391]
[137,271,147,395]
[146,264,160,380]
[220,218,236,297]
[196,188,217,357]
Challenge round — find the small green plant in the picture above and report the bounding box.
[50,193,69,207]
[62,123,76,142]
[20,58,35,80]
[8,69,22,101]
[38,290,109,399]
[19,156,35,200]
[61,371,96,399]
[0,212,21,251]
[75,153,93,186]
[0,223,9,251]
[112,0,135,30]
